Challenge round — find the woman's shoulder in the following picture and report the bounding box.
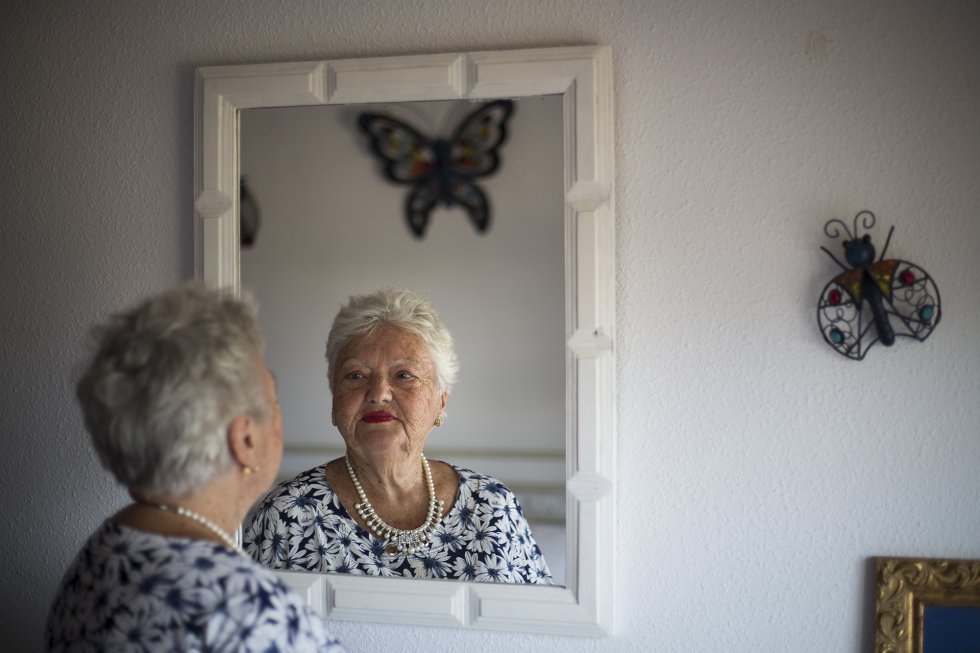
[70,518,242,564]
[48,520,345,651]
[244,461,350,562]
[258,463,334,504]
[449,465,514,493]
[448,464,488,480]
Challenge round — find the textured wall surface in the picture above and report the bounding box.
[2,1,979,651]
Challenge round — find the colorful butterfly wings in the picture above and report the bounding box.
[817,259,941,360]
[358,100,514,238]
[448,100,512,176]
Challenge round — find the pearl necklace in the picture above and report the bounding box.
[346,454,444,555]
[149,503,243,555]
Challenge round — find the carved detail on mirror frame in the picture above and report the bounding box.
[194,45,615,636]
[874,556,980,653]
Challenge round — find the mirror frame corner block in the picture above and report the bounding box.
[194,45,616,637]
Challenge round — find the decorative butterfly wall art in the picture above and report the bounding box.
[817,210,941,360]
[357,100,514,238]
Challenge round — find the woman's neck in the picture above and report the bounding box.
[346,450,424,501]
[119,472,250,550]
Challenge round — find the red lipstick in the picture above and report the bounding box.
[362,411,394,423]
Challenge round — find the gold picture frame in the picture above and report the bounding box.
[874,556,980,653]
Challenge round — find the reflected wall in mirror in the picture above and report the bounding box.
[195,45,615,636]
[239,97,567,583]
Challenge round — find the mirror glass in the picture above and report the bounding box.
[195,46,615,635]
[239,96,567,584]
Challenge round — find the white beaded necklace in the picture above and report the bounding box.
[150,503,244,556]
[346,454,444,555]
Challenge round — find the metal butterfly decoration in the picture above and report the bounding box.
[817,210,941,360]
[357,100,514,238]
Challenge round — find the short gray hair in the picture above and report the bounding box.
[76,282,268,498]
[326,288,458,394]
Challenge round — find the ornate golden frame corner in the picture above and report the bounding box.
[874,556,980,653]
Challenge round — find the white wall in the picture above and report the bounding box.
[2,1,978,651]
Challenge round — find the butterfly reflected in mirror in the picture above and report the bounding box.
[357,100,514,238]
[817,211,941,360]
[239,176,260,248]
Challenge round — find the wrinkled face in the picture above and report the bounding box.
[332,326,446,460]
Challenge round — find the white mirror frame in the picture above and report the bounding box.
[194,45,615,636]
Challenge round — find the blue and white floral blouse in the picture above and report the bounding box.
[46,520,344,652]
[245,465,553,584]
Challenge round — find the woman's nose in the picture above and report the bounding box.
[366,375,392,403]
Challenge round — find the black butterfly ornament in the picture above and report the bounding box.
[817,210,941,360]
[357,100,514,238]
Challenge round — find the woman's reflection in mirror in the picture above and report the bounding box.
[245,288,552,583]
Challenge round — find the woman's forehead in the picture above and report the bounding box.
[341,326,431,363]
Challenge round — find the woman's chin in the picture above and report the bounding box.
[353,429,413,456]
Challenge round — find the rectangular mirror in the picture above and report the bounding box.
[195,45,616,636]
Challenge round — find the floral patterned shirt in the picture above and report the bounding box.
[245,465,553,584]
[46,520,345,652]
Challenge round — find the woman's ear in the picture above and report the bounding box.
[227,414,258,469]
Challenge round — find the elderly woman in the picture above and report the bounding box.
[46,284,344,652]
[245,288,552,583]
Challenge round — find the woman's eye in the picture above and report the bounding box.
[346,371,365,380]
[396,371,415,380]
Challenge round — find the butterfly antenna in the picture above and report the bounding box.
[823,218,853,241]
[878,225,895,261]
[853,210,876,237]
[820,246,848,271]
